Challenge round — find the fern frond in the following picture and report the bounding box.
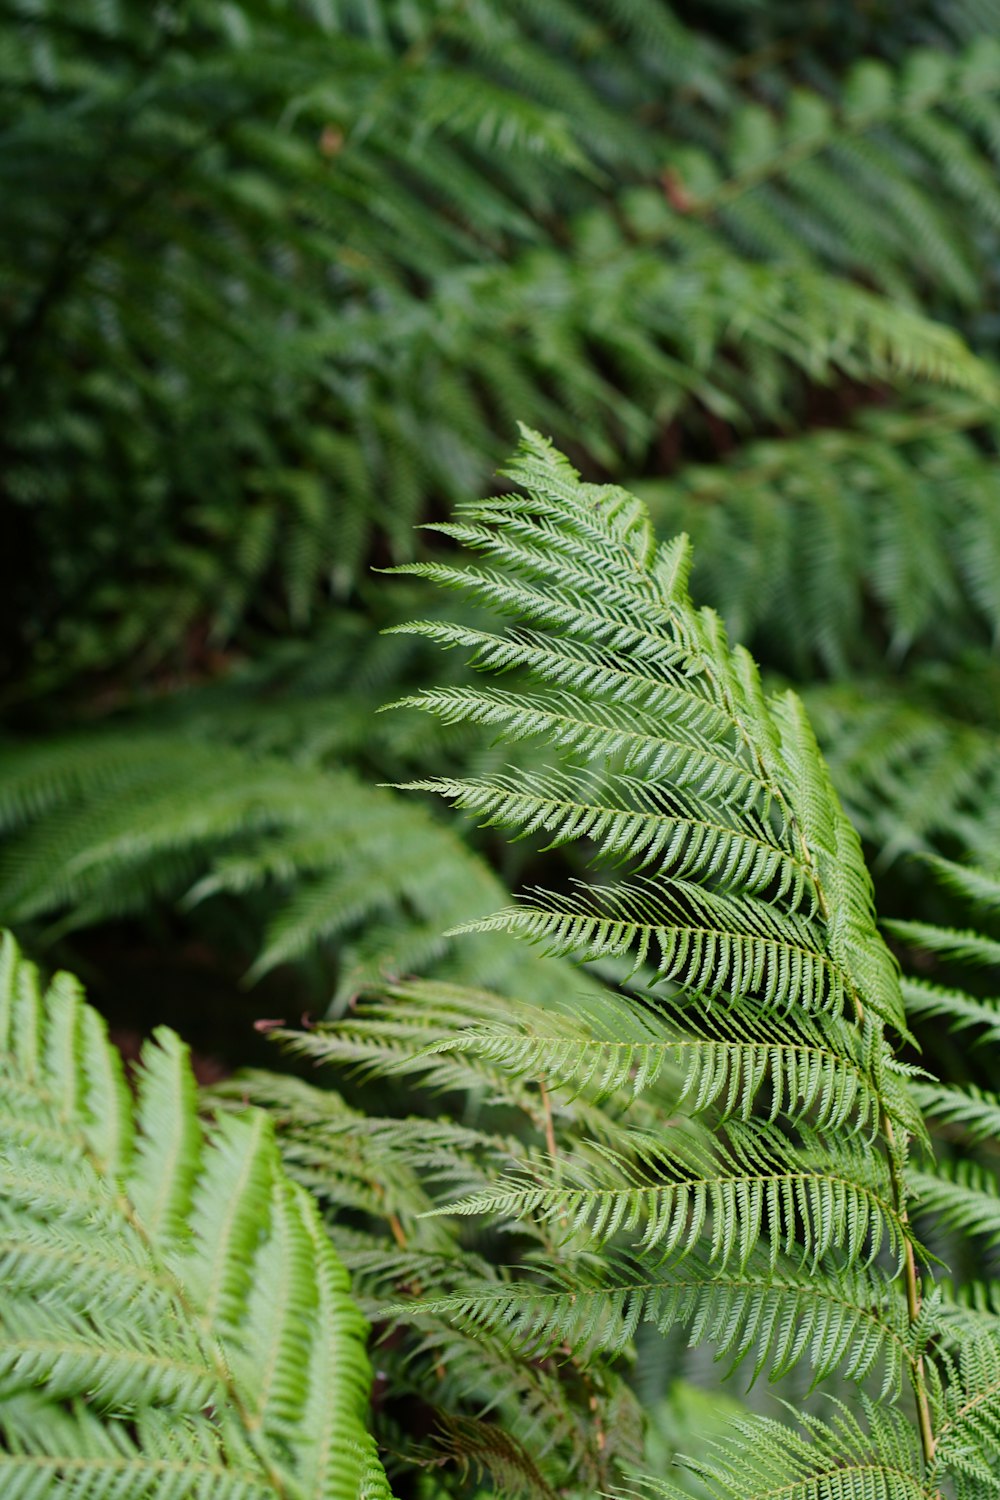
[910,1160,1000,1248]
[393,427,905,1031]
[438,1119,908,1273]
[930,1330,1000,1499]
[395,1247,913,1396]
[424,1001,883,1133]
[0,934,390,1498]
[804,681,1000,867]
[627,1401,931,1500]
[0,732,598,1009]
[671,35,1000,304]
[903,976,1000,1041]
[638,396,1000,676]
[922,857,1000,914]
[397,767,815,910]
[913,1082,1000,1143]
[888,919,1000,970]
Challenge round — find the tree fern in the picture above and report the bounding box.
[0,932,391,1498]
[302,430,1000,1495]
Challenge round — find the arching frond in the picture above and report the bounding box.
[910,1161,1000,1248]
[638,397,1000,676]
[913,1082,1000,1143]
[930,1331,1000,1499]
[421,1000,885,1134]
[902,977,1000,1042]
[888,920,1000,970]
[0,732,594,1009]
[438,1119,908,1273]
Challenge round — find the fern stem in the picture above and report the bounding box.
[787,796,938,1471]
[538,1077,559,1166]
[881,1110,937,1470]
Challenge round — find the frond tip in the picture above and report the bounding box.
[0,933,392,1500]
[390,427,905,1033]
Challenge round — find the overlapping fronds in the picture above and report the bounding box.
[398,1250,913,1398]
[0,932,391,1499]
[417,992,886,1133]
[437,1120,908,1273]
[5,0,999,695]
[9,5,1000,1492]
[340,438,944,1461]
[669,36,1000,305]
[359,436,1000,1496]
[239,970,919,1411]
[212,996,648,1498]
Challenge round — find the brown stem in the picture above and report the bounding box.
[538,1078,559,1165]
[882,1109,936,1470]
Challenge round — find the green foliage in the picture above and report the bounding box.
[4,0,1000,1013]
[6,437,1000,1496]
[6,2,1000,1494]
[637,396,1000,674]
[0,725,587,1006]
[216,440,1000,1497]
[3,0,999,697]
[0,931,391,1498]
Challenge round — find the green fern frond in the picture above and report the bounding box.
[930,1330,1000,1498]
[627,1401,932,1500]
[910,1160,1000,1248]
[922,858,1000,913]
[437,1119,908,1273]
[391,427,905,1036]
[637,396,1000,677]
[421,1001,884,1133]
[803,681,1000,868]
[392,1247,913,1396]
[671,35,1000,303]
[0,933,390,1499]
[0,732,598,1009]
[907,974,1000,1038]
[887,919,1000,970]
[913,1082,1000,1143]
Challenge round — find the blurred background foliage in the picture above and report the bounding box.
[2,0,1000,1034]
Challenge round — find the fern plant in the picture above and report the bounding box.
[6,436,1000,1498]
[6,0,1000,1031]
[0,931,391,1499]
[247,432,999,1498]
